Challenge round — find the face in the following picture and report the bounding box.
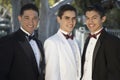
[85,10,106,33]
[18,10,39,34]
[57,10,76,33]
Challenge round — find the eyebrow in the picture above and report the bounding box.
[64,16,76,18]
[23,15,29,18]
[86,14,99,18]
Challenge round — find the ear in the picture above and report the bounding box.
[102,16,106,23]
[18,16,21,22]
[57,16,61,23]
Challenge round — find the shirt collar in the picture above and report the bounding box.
[20,27,34,36]
[91,27,103,35]
[59,29,72,35]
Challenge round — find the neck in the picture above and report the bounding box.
[20,27,34,36]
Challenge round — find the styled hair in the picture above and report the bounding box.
[20,3,39,16]
[84,4,106,18]
[57,4,77,18]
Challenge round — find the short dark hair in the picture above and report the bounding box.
[20,3,39,16]
[57,4,77,18]
[84,4,106,18]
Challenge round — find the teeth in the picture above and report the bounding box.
[89,24,94,27]
[27,25,33,28]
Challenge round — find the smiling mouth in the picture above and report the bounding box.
[27,25,34,28]
[89,24,94,27]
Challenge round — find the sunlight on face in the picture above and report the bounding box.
[18,10,39,34]
[85,10,106,33]
[57,10,76,33]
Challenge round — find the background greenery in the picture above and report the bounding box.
[0,0,120,41]
[0,0,120,29]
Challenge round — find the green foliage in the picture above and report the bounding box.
[74,0,120,29]
[105,8,120,29]
[49,0,55,6]
[48,0,59,6]
[34,0,40,8]
[0,0,12,18]
[72,1,83,15]
[0,0,11,9]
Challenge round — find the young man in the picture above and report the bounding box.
[81,4,120,80]
[44,4,81,80]
[0,3,45,80]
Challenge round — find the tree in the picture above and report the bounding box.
[38,0,73,43]
[11,0,33,31]
[3,0,119,43]
[74,0,120,30]
[0,0,11,19]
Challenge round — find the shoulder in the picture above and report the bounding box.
[105,31,120,42]
[44,34,63,48]
[44,34,60,43]
[0,31,18,46]
[102,31,120,47]
[0,34,12,43]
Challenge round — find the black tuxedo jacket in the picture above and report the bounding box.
[81,29,120,80]
[0,29,45,80]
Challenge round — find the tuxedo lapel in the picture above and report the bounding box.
[16,29,39,74]
[81,37,90,76]
[34,38,44,62]
[56,30,81,80]
[35,38,45,78]
[57,31,76,66]
[92,38,101,71]
[73,38,81,78]
[92,29,106,72]
[82,37,90,65]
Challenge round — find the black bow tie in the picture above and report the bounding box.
[89,29,103,39]
[20,30,36,41]
[63,33,74,40]
[89,34,97,39]
[28,35,36,41]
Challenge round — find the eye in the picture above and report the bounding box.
[72,17,76,20]
[33,17,38,21]
[93,17,97,19]
[86,17,89,20]
[65,16,69,20]
[24,16,29,20]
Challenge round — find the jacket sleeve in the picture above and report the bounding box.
[44,39,61,80]
[0,39,13,80]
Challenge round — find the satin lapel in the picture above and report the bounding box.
[92,38,101,71]
[92,29,106,72]
[35,39,44,62]
[35,39,45,76]
[73,38,81,78]
[81,37,90,76]
[16,30,39,74]
[82,37,90,65]
[57,31,76,66]
[19,39,33,61]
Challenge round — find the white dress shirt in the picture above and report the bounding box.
[44,29,81,80]
[60,29,81,80]
[20,27,41,69]
[82,28,102,80]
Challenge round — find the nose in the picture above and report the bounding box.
[90,18,94,22]
[28,19,34,25]
[69,19,74,24]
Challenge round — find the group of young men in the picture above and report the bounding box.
[0,2,120,80]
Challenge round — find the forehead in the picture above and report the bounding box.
[85,10,100,17]
[62,10,76,17]
[22,9,38,16]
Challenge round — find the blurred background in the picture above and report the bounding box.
[0,0,120,50]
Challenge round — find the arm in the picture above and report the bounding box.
[0,41,13,80]
[105,36,120,80]
[44,39,61,80]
